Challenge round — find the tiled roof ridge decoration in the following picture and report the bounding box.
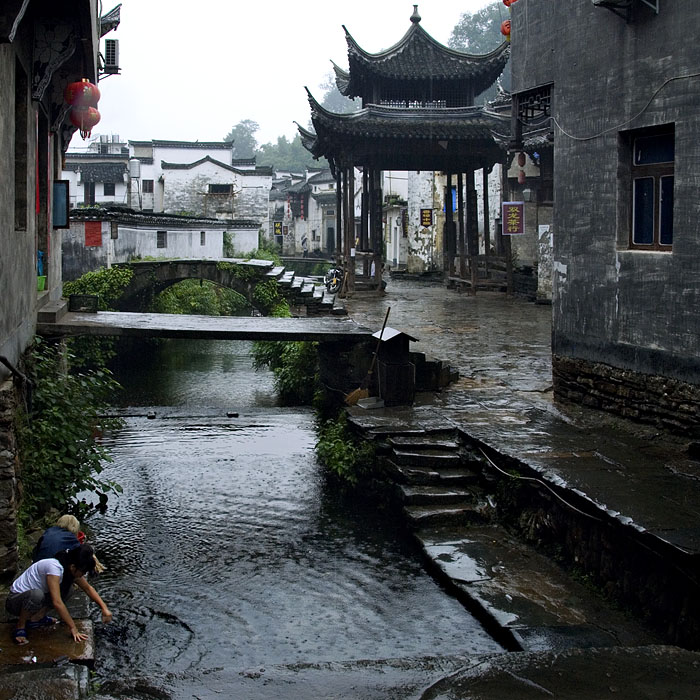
[305,88,509,126]
[69,204,260,228]
[129,140,234,149]
[160,155,272,176]
[337,19,510,88]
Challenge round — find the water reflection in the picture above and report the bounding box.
[92,339,501,696]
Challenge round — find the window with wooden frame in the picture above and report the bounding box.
[103,182,115,196]
[629,125,674,250]
[157,230,167,248]
[142,179,154,193]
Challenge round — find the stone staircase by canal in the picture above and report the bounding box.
[351,419,662,653]
[266,265,346,316]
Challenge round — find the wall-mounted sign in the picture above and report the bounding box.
[502,201,525,235]
[420,208,433,227]
[52,180,69,228]
[84,220,102,247]
[273,221,282,235]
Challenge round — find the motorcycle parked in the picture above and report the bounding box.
[324,265,344,294]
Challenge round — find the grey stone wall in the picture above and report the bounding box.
[553,355,700,434]
[511,2,700,429]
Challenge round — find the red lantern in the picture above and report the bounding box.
[517,152,526,167]
[518,170,526,185]
[503,0,519,6]
[500,20,511,38]
[69,105,101,139]
[64,79,100,108]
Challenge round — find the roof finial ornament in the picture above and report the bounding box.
[410,5,421,24]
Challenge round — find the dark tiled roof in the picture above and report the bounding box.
[337,22,510,97]
[299,95,508,170]
[100,3,121,37]
[306,92,508,142]
[160,156,272,176]
[63,162,127,183]
[312,191,338,205]
[129,140,233,149]
[69,204,259,228]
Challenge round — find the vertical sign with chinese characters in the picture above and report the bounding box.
[420,208,433,227]
[502,201,525,235]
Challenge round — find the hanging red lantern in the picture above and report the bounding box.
[500,20,511,38]
[69,105,101,139]
[517,152,527,167]
[518,170,526,185]
[64,78,100,108]
[503,0,519,7]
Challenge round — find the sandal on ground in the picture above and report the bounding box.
[13,628,28,645]
[27,615,58,628]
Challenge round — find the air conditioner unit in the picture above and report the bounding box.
[103,39,120,74]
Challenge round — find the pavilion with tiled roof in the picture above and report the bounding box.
[298,5,511,291]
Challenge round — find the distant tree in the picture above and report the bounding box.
[256,134,324,172]
[318,71,361,114]
[224,119,259,159]
[448,1,511,98]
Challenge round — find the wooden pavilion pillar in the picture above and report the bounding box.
[361,167,370,277]
[346,166,356,293]
[457,172,467,280]
[444,172,456,278]
[466,169,479,295]
[370,168,383,290]
[335,170,342,260]
[482,167,491,256]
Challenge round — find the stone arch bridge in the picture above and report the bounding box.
[113,258,341,316]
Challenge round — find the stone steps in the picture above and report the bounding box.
[391,448,463,468]
[404,502,493,528]
[388,435,460,450]
[398,483,478,506]
[369,422,662,653]
[417,524,660,652]
[267,266,343,316]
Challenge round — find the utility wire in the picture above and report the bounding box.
[553,72,700,142]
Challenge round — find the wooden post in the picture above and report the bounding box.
[457,172,466,280]
[482,167,491,256]
[372,168,383,292]
[361,168,369,278]
[444,172,454,278]
[466,170,478,295]
[347,166,356,293]
[335,170,342,261]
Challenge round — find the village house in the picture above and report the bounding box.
[0,0,109,573]
[62,206,260,281]
[127,139,272,235]
[510,0,700,431]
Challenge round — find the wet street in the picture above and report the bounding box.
[89,338,503,699]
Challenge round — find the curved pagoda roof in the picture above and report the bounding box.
[299,90,508,172]
[334,9,510,102]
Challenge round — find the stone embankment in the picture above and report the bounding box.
[348,414,666,653]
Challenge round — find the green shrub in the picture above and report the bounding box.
[150,279,248,316]
[315,413,375,485]
[63,267,135,369]
[16,339,123,523]
[252,340,319,405]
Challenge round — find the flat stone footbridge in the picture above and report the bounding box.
[36,306,371,343]
[111,258,343,316]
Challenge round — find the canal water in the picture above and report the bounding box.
[89,339,503,698]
